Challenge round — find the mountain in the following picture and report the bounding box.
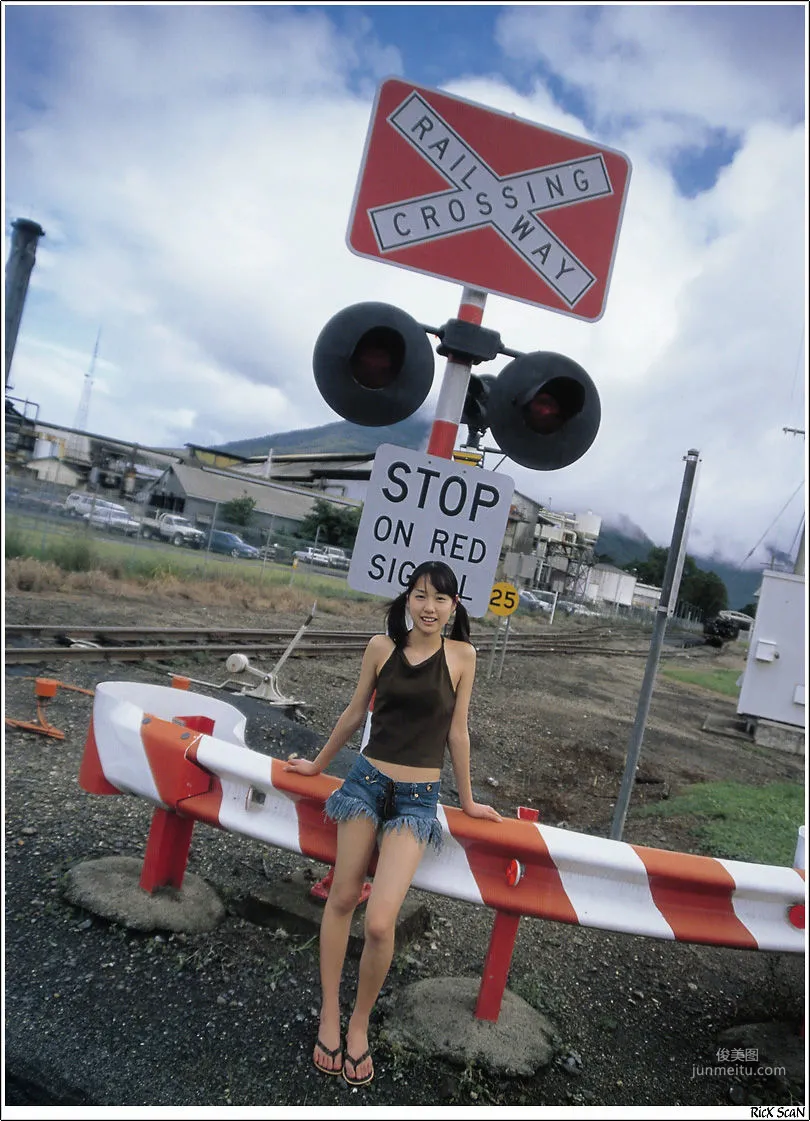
[596,517,763,610]
[594,516,655,569]
[218,414,432,458]
[218,419,766,609]
[689,558,763,611]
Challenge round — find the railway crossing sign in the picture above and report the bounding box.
[347,443,514,616]
[347,78,632,322]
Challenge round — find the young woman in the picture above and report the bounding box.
[283,560,502,1088]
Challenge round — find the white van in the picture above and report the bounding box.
[63,492,125,519]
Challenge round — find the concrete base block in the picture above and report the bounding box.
[63,856,226,933]
[382,977,558,1077]
[753,718,806,755]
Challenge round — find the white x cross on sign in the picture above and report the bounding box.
[368,92,615,308]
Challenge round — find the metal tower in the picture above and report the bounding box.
[74,328,101,433]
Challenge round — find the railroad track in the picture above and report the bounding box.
[4,624,699,665]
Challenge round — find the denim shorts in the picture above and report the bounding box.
[324,753,443,852]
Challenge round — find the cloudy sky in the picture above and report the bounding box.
[4,4,807,567]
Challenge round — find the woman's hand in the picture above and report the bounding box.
[282,754,320,777]
[462,801,503,822]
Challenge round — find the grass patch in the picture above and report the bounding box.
[4,518,378,599]
[635,781,804,865]
[4,518,386,618]
[660,665,741,698]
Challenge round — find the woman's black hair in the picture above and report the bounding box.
[385,560,471,647]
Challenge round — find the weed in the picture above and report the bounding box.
[634,781,804,865]
[4,528,27,559]
[660,665,741,698]
[4,529,383,617]
[455,1059,499,1104]
[49,536,98,573]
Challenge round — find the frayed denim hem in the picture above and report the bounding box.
[380,815,444,852]
[324,788,379,827]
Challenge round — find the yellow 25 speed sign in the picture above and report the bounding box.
[489,582,519,616]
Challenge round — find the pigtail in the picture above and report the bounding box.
[449,601,472,644]
[384,591,410,648]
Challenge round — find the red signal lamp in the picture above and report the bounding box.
[350,327,405,389]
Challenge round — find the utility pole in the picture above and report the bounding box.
[610,449,701,841]
[5,218,45,388]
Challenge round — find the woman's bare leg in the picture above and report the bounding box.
[314,816,378,1072]
[344,828,427,1082]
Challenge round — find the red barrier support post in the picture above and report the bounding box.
[474,910,521,1021]
[473,805,541,1019]
[138,706,215,893]
[140,808,195,892]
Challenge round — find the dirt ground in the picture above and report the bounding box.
[4,585,806,1109]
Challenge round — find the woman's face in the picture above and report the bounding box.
[407,576,455,636]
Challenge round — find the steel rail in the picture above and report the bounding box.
[6,622,622,638]
[4,641,368,665]
[6,622,640,648]
[5,638,685,665]
[4,625,376,644]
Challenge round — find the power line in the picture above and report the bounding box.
[786,322,806,421]
[738,479,805,568]
[788,514,806,560]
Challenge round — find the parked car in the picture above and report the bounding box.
[517,589,544,613]
[531,591,556,614]
[85,507,141,536]
[557,599,600,617]
[293,546,330,565]
[5,485,63,514]
[207,530,259,559]
[140,511,206,548]
[320,545,351,570]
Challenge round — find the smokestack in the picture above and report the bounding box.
[5,217,46,388]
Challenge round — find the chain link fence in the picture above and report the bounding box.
[4,474,354,577]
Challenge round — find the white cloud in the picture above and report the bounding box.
[495,5,805,136]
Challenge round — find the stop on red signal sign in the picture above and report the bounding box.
[347,78,632,322]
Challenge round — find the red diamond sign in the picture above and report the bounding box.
[347,78,632,322]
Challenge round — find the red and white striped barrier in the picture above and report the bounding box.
[80,681,805,956]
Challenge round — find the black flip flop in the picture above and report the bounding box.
[313,1038,343,1076]
[342,1048,374,1087]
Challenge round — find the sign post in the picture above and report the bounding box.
[487,581,519,678]
[610,450,701,841]
[337,76,633,1022]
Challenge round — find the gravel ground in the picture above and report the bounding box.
[4,586,806,1110]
